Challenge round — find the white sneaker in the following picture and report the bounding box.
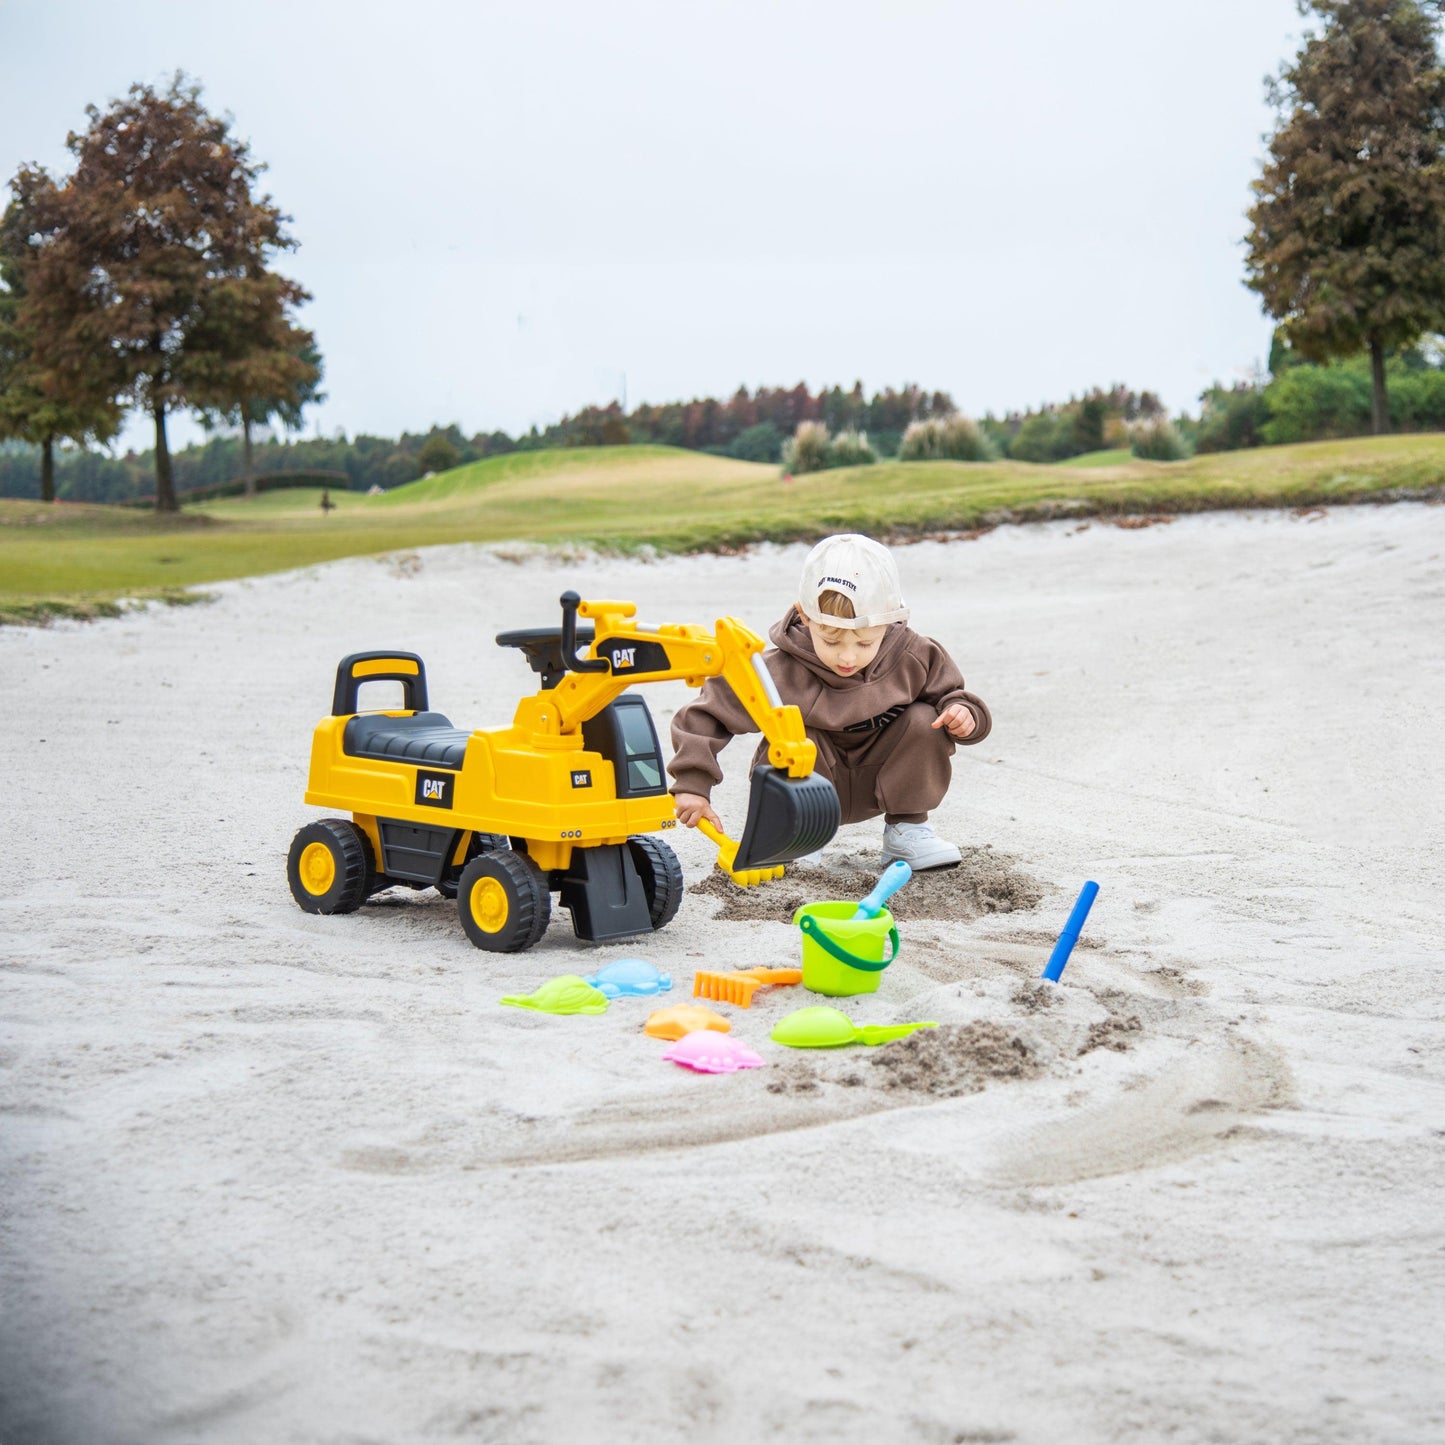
[881,821,961,870]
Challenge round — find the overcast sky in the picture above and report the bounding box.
[1,0,1307,451]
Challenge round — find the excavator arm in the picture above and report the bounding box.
[513,594,815,774]
[509,593,839,870]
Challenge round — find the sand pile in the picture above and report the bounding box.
[690,844,1045,922]
[868,1021,1044,1095]
[763,1021,1045,1100]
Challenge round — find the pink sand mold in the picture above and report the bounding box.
[661,1030,765,1074]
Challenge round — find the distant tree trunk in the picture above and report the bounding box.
[242,411,256,498]
[153,400,178,512]
[1369,340,1390,436]
[40,433,55,503]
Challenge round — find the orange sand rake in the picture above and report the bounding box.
[692,966,802,1008]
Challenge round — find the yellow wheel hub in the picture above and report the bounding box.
[469,876,510,933]
[299,841,337,895]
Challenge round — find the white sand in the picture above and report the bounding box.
[2,504,1443,1444]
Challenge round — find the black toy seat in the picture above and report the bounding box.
[343,711,472,769]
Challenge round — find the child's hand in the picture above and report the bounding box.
[932,703,977,739]
[674,792,723,830]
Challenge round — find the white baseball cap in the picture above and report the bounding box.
[798,534,910,630]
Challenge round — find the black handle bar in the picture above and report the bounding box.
[560,591,610,674]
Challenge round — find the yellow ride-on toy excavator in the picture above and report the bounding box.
[287,592,841,951]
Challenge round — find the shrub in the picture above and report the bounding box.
[1261,364,1372,444]
[418,434,460,474]
[781,420,832,474]
[1376,363,1445,430]
[828,429,877,467]
[1130,418,1190,461]
[1260,351,1445,443]
[379,451,423,488]
[978,414,1013,457]
[780,420,877,473]
[899,414,993,462]
[1008,411,1076,463]
[898,420,933,460]
[727,421,784,463]
[1071,397,1106,454]
[1195,384,1269,453]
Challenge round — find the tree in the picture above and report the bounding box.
[1245,0,1445,434]
[728,420,783,462]
[1071,395,1106,453]
[190,309,323,498]
[22,76,308,510]
[0,166,122,500]
[417,432,459,474]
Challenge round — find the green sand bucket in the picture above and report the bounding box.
[792,902,901,997]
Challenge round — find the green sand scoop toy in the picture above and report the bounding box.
[770,1006,937,1049]
[500,974,609,1015]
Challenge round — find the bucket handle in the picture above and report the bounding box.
[798,914,901,972]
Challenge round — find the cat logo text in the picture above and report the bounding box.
[414,771,454,808]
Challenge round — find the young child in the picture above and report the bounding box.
[668,533,990,869]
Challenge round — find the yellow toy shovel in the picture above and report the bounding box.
[697,817,785,888]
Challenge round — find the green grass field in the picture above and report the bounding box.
[1056,447,1135,468]
[3,436,1443,623]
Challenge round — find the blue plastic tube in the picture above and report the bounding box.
[1042,880,1099,981]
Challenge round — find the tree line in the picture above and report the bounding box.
[0,384,956,502]
[526,382,957,463]
[8,2,1445,505]
[0,75,319,509]
[10,339,1445,503]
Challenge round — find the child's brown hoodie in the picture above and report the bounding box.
[667,606,991,802]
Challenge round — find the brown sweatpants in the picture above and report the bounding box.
[752,701,955,826]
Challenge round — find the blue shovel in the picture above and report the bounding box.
[853,860,912,919]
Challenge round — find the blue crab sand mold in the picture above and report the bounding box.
[583,958,673,998]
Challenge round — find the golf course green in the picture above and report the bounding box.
[3,436,1442,624]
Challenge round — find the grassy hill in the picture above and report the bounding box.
[3,437,1443,623]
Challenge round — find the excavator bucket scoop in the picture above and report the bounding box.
[732,767,841,871]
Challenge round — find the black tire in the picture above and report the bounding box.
[628,834,683,931]
[437,832,510,898]
[456,849,551,951]
[288,819,373,915]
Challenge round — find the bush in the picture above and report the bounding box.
[1130,418,1190,461]
[828,429,877,467]
[1375,364,1445,430]
[898,419,932,460]
[978,414,1013,457]
[1072,397,1106,454]
[899,414,993,462]
[1103,415,1130,449]
[727,421,784,463]
[1261,364,1372,444]
[781,420,832,474]
[1008,411,1076,463]
[418,434,460,474]
[780,421,877,473]
[1261,351,1445,443]
[1195,384,1270,453]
